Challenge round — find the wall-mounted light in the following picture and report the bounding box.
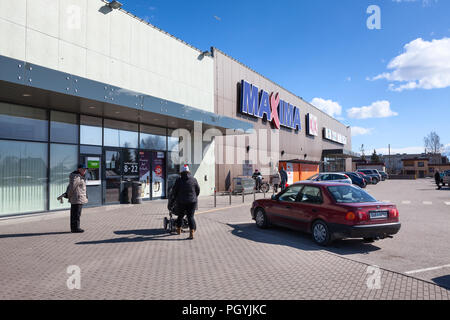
[281,150,285,156]
[108,1,123,9]
[246,146,250,153]
[304,154,308,159]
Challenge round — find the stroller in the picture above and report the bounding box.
[163,191,189,233]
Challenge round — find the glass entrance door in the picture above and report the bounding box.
[104,149,121,204]
[103,148,140,204]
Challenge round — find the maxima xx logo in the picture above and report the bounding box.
[240,80,301,131]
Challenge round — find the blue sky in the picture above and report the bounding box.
[119,0,450,156]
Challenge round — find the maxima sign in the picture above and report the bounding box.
[323,127,347,145]
[306,113,318,136]
[240,80,301,130]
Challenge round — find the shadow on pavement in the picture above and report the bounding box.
[0,232,72,239]
[75,229,186,245]
[227,223,381,255]
[432,275,450,290]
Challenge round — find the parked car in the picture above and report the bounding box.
[357,169,380,184]
[343,172,366,188]
[379,171,388,181]
[307,173,352,184]
[354,171,371,185]
[443,171,450,186]
[250,182,401,246]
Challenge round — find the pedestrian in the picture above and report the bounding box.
[279,166,288,191]
[67,164,88,233]
[272,168,281,193]
[252,169,262,191]
[434,169,442,190]
[170,165,200,240]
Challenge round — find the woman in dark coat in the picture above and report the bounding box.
[434,170,442,190]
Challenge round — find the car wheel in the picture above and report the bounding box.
[255,208,269,229]
[312,220,332,246]
[372,178,379,184]
[363,237,375,243]
[163,217,169,231]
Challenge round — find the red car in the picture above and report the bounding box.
[250,181,401,246]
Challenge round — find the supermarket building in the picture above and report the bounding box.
[0,0,354,217]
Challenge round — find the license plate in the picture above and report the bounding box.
[369,211,388,219]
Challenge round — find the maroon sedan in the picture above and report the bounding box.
[250,181,401,246]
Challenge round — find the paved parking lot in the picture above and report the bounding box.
[0,179,449,300]
[337,178,450,289]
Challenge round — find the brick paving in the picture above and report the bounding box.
[0,193,449,300]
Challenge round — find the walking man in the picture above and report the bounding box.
[279,166,288,191]
[67,164,88,233]
[171,165,200,240]
[434,169,442,190]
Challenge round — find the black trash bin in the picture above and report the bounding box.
[131,181,143,204]
[120,180,131,204]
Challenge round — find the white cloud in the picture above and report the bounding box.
[369,37,450,91]
[347,100,398,119]
[310,98,342,118]
[351,127,373,136]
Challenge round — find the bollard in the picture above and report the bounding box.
[253,188,256,201]
[264,189,266,199]
[242,191,245,203]
[229,190,232,205]
[214,187,216,208]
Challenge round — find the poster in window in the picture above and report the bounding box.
[139,151,151,199]
[152,152,165,198]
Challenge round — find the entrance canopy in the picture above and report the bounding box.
[0,55,252,135]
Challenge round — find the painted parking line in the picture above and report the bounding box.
[445,202,450,206]
[405,264,450,275]
[422,201,433,205]
[401,201,411,204]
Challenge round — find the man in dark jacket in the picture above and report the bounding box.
[170,165,200,239]
[435,169,442,190]
[279,167,288,191]
[67,164,88,233]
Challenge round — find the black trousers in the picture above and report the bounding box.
[176,202,197,230]
[70,204,83,231]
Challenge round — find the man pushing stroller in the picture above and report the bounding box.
[169,165,200,240]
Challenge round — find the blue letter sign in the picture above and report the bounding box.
[240,80,259,116]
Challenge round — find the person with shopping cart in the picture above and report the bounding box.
[170,165,200,240]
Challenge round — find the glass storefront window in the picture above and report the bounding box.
[0,140,48,216]
[168,129,181,152]
[50,111,79,144]
[80,115,102,146]
[49,144,78,210]
[140,125,166,150]
[0,103,48,141]
[104,119,138,148]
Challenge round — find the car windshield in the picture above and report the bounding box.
[327,185,377,203]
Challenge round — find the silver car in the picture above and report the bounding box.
[307,173,352,184]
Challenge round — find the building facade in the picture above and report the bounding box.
[0,0,352,217]
[212,48,354,191]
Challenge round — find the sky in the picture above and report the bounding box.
[118,0,450,156]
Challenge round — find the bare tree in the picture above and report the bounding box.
[424,132,443,154]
